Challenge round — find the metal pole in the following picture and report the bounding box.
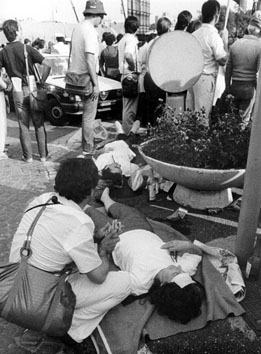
[69,0,79,23]
[121,0,127,19]
[235,59,261,266]
[224,0,231,29]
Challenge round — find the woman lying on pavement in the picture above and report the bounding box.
[85,187,205,325]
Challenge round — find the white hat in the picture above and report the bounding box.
[171,273,195,288]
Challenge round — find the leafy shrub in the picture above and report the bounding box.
[142,96,251,170]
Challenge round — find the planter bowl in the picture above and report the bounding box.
[139,146,245,191]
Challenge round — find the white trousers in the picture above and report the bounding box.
[0,91,7,153]
[68,270,131,343]
[187,74,216,125]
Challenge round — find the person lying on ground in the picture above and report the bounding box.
[85,187,205,325]
[90,120,142,198]
[9,158,131,350]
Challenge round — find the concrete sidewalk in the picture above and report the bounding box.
[1,117,261,354]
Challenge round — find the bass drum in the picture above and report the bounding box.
[147,31,204,93]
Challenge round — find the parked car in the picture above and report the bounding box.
[36,54,122,126]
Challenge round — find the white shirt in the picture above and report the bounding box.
[113,230,202,295]
[53,42,70,56]
[70,20,100,74]
[9,192,101,273]
[193,23,226,75]
[95,140,137,177]
[118,33,140,74]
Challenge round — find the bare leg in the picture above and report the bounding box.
[100,187,153,233]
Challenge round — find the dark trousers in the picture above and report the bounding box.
[85,202,153,234]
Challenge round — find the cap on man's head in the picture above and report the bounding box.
[83,0,107,16]
[249,15,261,29]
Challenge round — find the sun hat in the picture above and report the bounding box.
[83,0,107,16]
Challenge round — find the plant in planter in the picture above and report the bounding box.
[142,95,251,170]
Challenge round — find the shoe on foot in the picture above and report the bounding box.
[40,157,47,162]
[22,156,33,163]
[115,121,124,134]
[129,120,140,135]
[93,179,113,202]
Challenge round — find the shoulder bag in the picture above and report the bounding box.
[0,196,76,337]
[65,32,93,97]
[121,42,139,98]
[24,45,47,112]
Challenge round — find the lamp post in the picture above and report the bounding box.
[235,58,261,266]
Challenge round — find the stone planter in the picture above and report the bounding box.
[139,145,245,192]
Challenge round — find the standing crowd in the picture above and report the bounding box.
[0,0,259,161]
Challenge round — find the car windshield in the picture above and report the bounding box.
[35,55,69,78]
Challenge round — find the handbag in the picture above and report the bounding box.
[122,72,139,98]
[24,45,47,112]
[65,71,92,96]
[65,32,93,96]
[0,197,76,337]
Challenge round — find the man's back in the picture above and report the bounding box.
[228,35,260,82]
[0,42,44,85]
[192,23,226,75]
[101,46,118,69]
[70,20,99,74]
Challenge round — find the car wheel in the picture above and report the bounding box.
[45,98,68,126]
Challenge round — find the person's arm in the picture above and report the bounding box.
[216,29,228,67]
[85,52,99,101]
[125,52,135,72]
[39,58,51,83]
[86,248,110,284]
[161,240,202,256]
[217,56,227,66]
[86,220,122,284]
[99,51,106,77]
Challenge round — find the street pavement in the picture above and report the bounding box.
[1,113,261,354]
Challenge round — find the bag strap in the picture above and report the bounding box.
[24,195,61,213]
[20,196,57,256]
[67,29,75,70]
[24,44,32,92]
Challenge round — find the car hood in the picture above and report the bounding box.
[45,75,121,92]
